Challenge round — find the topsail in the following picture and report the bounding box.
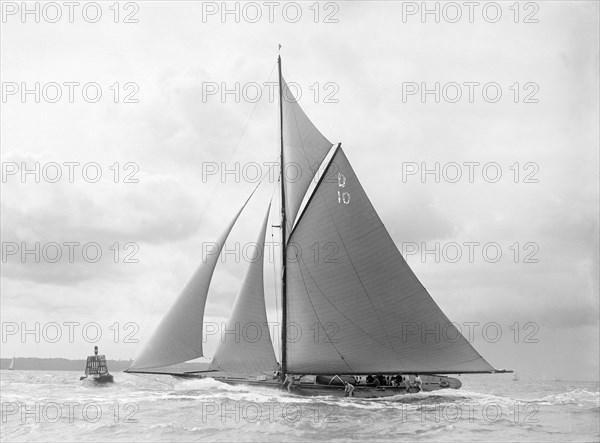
[281,76,333,231]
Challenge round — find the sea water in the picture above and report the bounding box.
[1,371,598,442]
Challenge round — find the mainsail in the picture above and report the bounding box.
[285,146,496,374]
[281,76,333,231]
[209,206,278,374]
[130,198,251,370]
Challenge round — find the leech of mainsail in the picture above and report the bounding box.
[209,205,278,374]
[130,193,256,371]
[281,76,333,236]
[286,147,496,375]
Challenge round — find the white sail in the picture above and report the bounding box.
[286,147,496,374]
[130,200,250,370]
[281,76,333,232]
[8,357,14,370]
[209,206,278,374]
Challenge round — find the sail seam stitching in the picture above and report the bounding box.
[293,258,353,373]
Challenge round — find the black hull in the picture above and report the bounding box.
[170,373,460,398]
[80,373,114,383]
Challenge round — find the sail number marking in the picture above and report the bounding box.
[337,173,350,204]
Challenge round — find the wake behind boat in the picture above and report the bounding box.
[126,51,510,398]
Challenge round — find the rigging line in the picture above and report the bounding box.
[287,92,325,231]
[137,160,272,367]
[388,262,493,366]
[295,251,426,369]
[288,91,330,234]
[292,257,353,373]
[281,78,325,236]
[317,165,398,355]
[270,175,281,355]
[189,61,278,239]
[228,62,278,161]
[289,104,314,232]
[153,62,278,271]
[328,155,483,365]
[287,143,339,240]
[284,77,324,175]
[134,63,278,360]
[292,171,443,371]
[210,156,280,364]
[290,99,318,169]
[137,163,268,352]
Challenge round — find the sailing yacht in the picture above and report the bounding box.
[8,356,15,371]
[126,54,509,397]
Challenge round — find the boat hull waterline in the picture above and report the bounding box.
[167,373,461,398]
[80,374,115,383]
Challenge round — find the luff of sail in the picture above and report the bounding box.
[209,205,278,374]
[130,199,251,371]
[281,76,333,231]
[286,146,496,375]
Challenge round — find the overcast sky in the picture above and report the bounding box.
[1,1,598,381]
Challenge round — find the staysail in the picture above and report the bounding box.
[281,76,333,231]
[209,206,278,374]
[130,199,251,371]
[285,146,496,374]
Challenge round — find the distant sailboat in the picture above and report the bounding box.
[8,356,15,371]
[513,372,519,381]
[126,52,511,397]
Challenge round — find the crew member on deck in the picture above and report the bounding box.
[414,373,423,392]
[344,382,355,397]
[282,374,294,392]
[403,375,411,392]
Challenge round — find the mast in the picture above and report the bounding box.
[278,50,288,376]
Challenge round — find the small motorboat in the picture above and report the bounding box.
[80,346,114,383]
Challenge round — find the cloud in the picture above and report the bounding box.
[0,2,597,380]
[1,150,204,285]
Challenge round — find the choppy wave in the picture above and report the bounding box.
[1,371,598,442]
